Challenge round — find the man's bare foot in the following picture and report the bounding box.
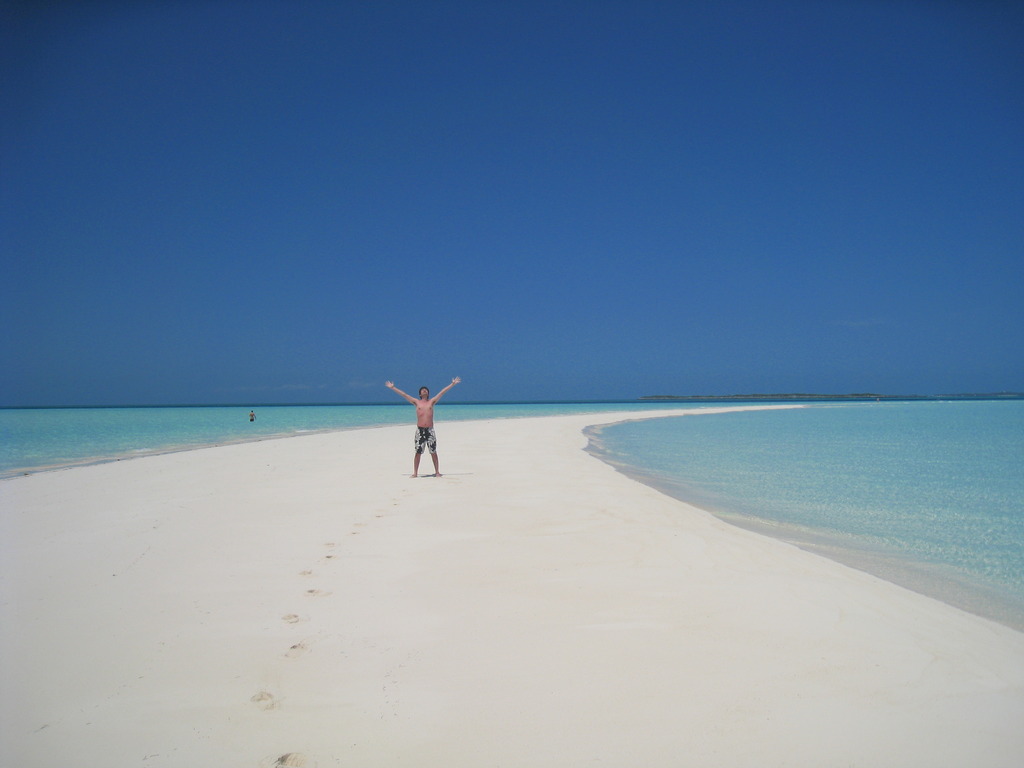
[434,473,442,478]
[411,474,418,478]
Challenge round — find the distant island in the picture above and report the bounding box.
[640,393,1024,402]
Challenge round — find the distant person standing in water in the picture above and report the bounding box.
[249,410,256,422]
[385,377,461,477]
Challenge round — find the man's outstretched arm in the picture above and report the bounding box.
[430,376,461,404]
[385,381,417,405]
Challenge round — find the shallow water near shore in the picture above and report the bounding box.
[588,400,1024,631]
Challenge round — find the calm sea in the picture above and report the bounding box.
[589,400,1024,630]
[3,399,1022,629]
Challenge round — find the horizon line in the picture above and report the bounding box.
[3,393,1023,410]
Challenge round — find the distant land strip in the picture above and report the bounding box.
[639,393,1024,401]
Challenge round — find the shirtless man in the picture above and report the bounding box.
[385,377,461,477]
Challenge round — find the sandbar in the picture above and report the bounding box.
[2,407,1023,767]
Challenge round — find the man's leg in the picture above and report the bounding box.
[412,428,426,477]
[427,429,440,476]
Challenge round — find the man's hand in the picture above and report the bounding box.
[430,376,461,404]
[385,381,395,389]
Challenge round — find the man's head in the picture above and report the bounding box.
[419,386,429,399]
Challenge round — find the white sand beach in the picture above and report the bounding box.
[3,407,1024,767]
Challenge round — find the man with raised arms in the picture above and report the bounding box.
[385,377,461,477]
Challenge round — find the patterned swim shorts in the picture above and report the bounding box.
[414,426,437,455]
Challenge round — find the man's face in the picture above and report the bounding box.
[419,388,429,399]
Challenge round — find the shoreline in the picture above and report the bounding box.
[588,427,1024,633]
[3,408,1023,766]
[0,421,393,481]
[585,405,1024,635]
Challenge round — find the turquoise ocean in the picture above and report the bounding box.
[3,399,1022,630]
[589,399,1024,630]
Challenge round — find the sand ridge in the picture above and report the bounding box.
[2,408,1023,767]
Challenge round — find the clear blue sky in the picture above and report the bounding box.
[2,0,1022,405]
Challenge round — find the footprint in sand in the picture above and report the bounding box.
[281,614,303,624]
[298,570,314,576]
[250,690,280,711]
[304,588,331,598]
[285,640,310,658]
[274,754,308,767]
